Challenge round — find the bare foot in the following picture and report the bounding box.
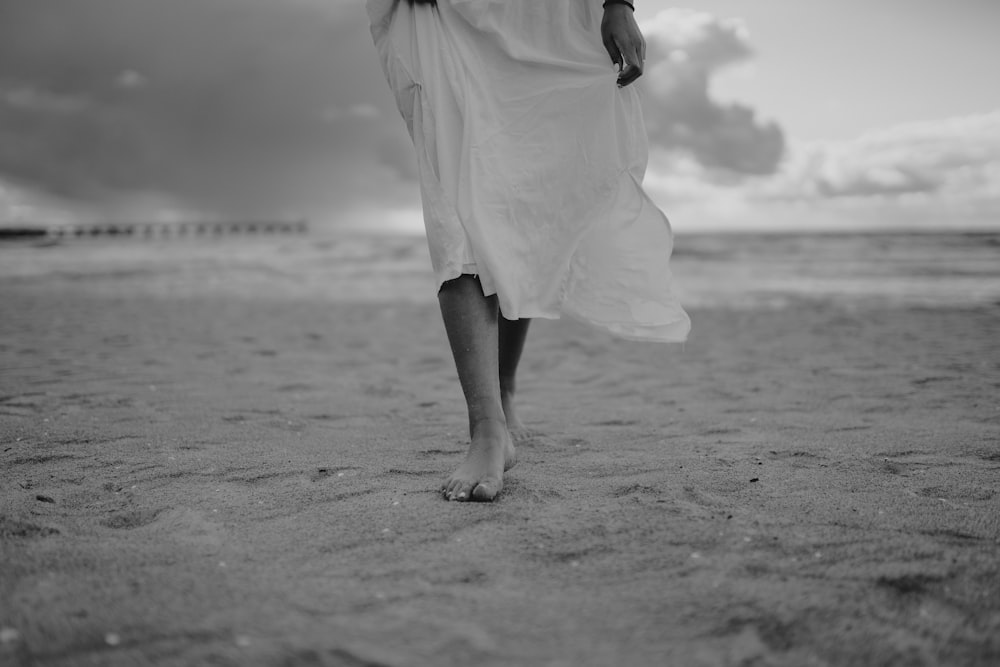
[501,384,542,443]
[442,418,516,502]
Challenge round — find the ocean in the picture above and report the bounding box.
[1,231,998,310]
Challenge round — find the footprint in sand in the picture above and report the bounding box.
[589,418,640,427]
[613,483,663,499]
[875,451,957,477]
[0,516,60,539]
[101,508,165,530]
[144,508,226,547]
[311,466,361,482]
[0,392,47,416]
[876,572,947,596]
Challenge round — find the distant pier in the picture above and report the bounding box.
[0,219,309,240]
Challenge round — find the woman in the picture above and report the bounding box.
[366,0,690,501]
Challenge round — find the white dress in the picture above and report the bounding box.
[366,0,690,342]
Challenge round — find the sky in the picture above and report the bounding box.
[1,0,998,232]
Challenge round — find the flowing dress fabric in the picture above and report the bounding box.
[367,0,690,342]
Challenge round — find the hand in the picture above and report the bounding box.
[601,4,646,87]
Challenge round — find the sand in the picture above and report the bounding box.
[1,233,999,666]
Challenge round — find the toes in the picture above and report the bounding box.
[442,478,496,502]
[471,479,501,502]
[443,480,474,501]
[510,428,537,444]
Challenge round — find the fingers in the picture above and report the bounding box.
[603,34,623,72]
[617,63,642,88]
[613,36,644,87]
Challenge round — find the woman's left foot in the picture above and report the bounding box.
[501,386,543,443]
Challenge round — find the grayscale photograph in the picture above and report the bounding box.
[1,0,998,664]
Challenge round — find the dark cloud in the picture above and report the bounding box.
[0,0,415,219]
[0,3,787,222]
[640,10,785,176]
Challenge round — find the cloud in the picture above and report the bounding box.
[0,0,415,222]
[645,111,1000,231]
[0,177,92,225]
[761,111,1000,202]
[0,3,789,226]
[0,2,790,225]
[6,4,991,232]
[639,9,785,175]
[633,11,999,231]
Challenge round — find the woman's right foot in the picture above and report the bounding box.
[442,418,515,501]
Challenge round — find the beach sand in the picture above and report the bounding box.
[1,233,999,666]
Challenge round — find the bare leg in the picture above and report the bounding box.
[498,315,531,438]
[438,275,515,501]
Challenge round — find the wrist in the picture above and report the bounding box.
[603,0,635,11]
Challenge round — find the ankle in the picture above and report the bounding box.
[469,414,508,438]
[499,374,516,396]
